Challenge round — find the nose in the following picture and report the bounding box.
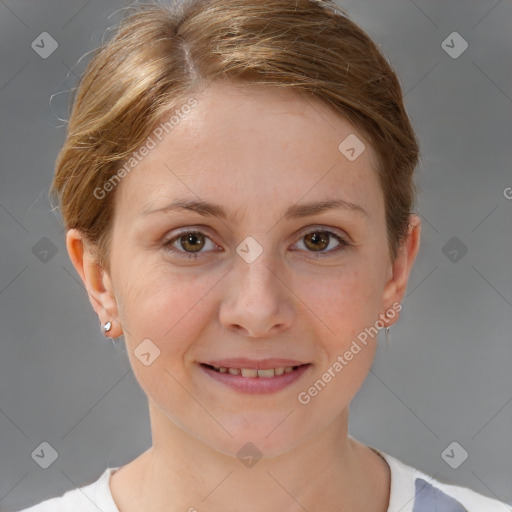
[219,250,293,338]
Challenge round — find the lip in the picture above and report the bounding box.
[201,358,307,370]
[198,362,311,394]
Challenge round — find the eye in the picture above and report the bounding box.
[163,227,350,261]
[292,228,350,257]
[163,230,219,260]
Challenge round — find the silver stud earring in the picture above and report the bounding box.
[103,321,112,334]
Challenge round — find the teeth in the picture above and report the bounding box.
[210,365,301,377]
[257,369,275,378]
[241,368,258,378]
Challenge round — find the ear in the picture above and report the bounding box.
[65,228,123,337]
[380,214,421,325]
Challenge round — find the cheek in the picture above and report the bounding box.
[116,265,220,359]
[292,260,383,381]
[292,262,383,337]
[291,269,382,413]
[115,267,222,417]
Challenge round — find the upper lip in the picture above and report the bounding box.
[201,358,308,369]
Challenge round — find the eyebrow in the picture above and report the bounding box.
[142,198,368,221]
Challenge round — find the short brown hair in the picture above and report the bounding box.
[50,0,419,271]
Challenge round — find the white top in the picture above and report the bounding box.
[15,448,512,512]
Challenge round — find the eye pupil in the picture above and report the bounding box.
[180,232,204,252]
[304,231,329,251]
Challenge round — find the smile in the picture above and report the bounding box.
[199,363,311,394]
[203,364,302,378]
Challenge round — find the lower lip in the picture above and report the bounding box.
[199,363,311,394]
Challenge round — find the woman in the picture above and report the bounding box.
[17,0,511,510]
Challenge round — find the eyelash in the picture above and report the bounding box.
[163,227,350,260]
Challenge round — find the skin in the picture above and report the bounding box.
[67,80,421,512]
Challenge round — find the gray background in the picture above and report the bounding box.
[1,0,511,509]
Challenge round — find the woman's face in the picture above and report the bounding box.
[72,81,419,457]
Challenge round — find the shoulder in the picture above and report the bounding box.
[14,489,92,512]
[371,447,512,512]
[412,476,511,512]
[13,467,121,512]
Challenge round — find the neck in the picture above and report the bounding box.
[110,404,390,512]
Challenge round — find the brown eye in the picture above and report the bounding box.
[293,228,349,258]
[163,230,218,259]
[177,232,205,253]
[303,231,330,251]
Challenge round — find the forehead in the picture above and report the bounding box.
[113,81,383,224]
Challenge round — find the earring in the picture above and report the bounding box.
[383,304,400,350]
[103,321,112,334]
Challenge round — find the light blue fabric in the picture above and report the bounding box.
[413,478,469,512]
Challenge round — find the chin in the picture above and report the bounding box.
[202,416,312,460]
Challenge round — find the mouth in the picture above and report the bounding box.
[198,361,311,394]
[200,363,307,378]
